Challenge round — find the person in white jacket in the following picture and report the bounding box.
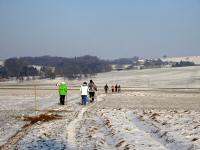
[80,82,89,105]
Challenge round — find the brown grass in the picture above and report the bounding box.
[0,113,63,150]
[47,109,73,113]
[22,113,62,124]
[192,138,198,142]
[115,140,125,147]
[150,113,160,120]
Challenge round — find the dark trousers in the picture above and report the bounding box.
[89,92,95,102]
[60,95,65,105]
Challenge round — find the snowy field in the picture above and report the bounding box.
[0,66,200,150]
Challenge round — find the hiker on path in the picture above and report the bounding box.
[104,84,109,94]
[118,85,121,92]
[80,82,89,105]
[115,84,118,93]
[59,81,68,105]
[88,80,97,103]
[111,85,115,93]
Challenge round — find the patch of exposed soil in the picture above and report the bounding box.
[0,113,63,150]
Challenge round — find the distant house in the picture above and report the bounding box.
[111,64,132,71]
[138,59,145,65]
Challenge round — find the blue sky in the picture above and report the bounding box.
[0,0,199,59]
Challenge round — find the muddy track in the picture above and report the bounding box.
[0,111,63,150]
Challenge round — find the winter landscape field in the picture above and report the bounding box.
[0,66,200,150]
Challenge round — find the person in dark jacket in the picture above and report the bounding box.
[88,80,97,103]
[104,84,109,94]
[115,84,118,93]
[118,85,121,92]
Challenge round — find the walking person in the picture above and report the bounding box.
[59,81,68,105]
[111,85,115,93]
[115,84,118,93]
[118,84,121,92]
[88,80,97,103]
[80,82,89,105]
[104,84,109,94]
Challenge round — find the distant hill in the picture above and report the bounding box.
[161,56,200,65]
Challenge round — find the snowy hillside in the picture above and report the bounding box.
[161,56,200,65]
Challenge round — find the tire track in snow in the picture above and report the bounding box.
[66,94,106,149]
[100,109,168,150]
[66,107,87,149]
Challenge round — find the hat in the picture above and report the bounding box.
[83,82,87,85]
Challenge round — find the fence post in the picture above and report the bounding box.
[34,84,37,114]
[66,94,67,105]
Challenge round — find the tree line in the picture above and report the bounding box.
[172,61,195,67]
[0,55,111,80]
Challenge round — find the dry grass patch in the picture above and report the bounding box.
[22,113,62,124]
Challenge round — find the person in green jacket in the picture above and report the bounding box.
[59,81,68,105]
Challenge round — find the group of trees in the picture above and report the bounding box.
[172,61,195,67]
[0,55,111,80]
[0,55,197,80]
[111,57,139,65]
[0,66,7,79]
[4,58,38,77]
[0,58,39,80]
[53,55,111,79]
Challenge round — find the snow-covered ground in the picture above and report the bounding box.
[91,66,200,89]
[0,89,80,147]
[11,91,200,150]
[161,56,200,65]
[0,66,200,149]
[1,66,199,89]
